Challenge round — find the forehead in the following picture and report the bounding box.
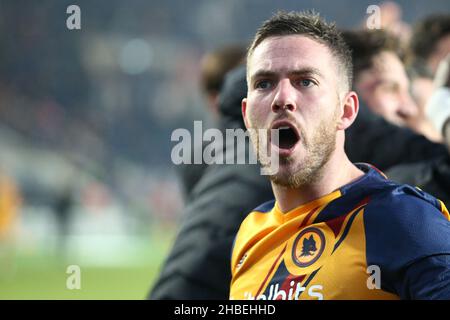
[372,51,403,73]
[248,35,336,76]
[371,51,408,82]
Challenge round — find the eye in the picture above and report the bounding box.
[255,80,272,90]
[299,79,314,87]
[377,81,400,94]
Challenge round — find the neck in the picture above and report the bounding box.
[272,149,364,214]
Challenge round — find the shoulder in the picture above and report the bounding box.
[363,183,448,228]
[362,183,450,295]
[231,200,276,264]
[363,182,450,271]
[236,200,276,235]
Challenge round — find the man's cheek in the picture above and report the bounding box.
[247,109,262,127]
[254,113,269,129]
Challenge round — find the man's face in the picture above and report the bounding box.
[355,51,417,127]
[243,35,342,188]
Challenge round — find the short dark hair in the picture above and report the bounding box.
[247,11,353,91]
[410,14,450,62]
[200,45,246,96]
[341,29,403,85]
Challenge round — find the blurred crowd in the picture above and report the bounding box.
[0,0,449,287]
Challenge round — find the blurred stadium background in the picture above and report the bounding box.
[0,0,448,299]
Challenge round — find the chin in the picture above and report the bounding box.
[269,162,306,188]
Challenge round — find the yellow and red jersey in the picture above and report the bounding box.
[230,163,450,300]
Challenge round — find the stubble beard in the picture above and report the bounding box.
[248,102,340,189]
[269,117,337,188]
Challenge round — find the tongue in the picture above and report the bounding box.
[277,128,298,150]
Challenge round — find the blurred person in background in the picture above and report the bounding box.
[178,44,246,200]
[407,64,441,141]
[343,29,438,139]
[343,28,450,207]
[409,14,450,76]
[0,169,21,278]
[0,170,21,240]
[342,29,448,170]
[52,184,75,259]
[406,14,450,141]
[387,54,450,207]
[200,45,246,121]
[150,44,269,299]
[150,66,273,299]
[406,14,450,142]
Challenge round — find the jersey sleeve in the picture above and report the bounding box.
[400,254,450,299]
[363,185,450,298]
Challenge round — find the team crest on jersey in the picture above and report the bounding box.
[292,227,325,267]
[284,224,334,275]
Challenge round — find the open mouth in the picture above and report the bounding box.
[271,121,300,151]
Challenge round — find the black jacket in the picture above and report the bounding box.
[345,102,447,170]
[387,155,450,208]
[149,67,273,299]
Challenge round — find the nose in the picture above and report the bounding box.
[398,90,419,118]
[271,79,297,113]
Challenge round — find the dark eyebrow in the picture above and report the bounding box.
[249,70,277,82]
[288,67,324,79]
[250,67,324,82]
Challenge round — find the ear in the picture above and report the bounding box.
[242,98,250,129]
[337,91,359,130]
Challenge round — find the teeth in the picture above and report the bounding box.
[278,126,290,130]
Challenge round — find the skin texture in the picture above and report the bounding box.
[355,51,418,127]
[242,35,363,213]
[408,76,442,142]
